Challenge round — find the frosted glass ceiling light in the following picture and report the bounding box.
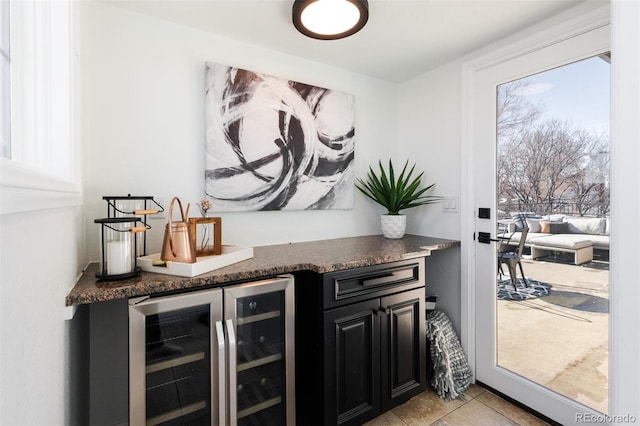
[293,0,369,40]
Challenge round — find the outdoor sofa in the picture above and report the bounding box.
[499,214,609,265]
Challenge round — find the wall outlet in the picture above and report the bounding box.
[442,196,459,213]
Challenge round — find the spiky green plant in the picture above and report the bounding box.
[355,159,441,215]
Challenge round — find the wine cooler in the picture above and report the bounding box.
[129,275,295,425]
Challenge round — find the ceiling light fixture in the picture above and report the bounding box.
[292,0,369,40]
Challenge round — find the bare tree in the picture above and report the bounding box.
[496,79,609,217]
[569,140,610,217]
[498,120,606,216]
[497,79,544,143]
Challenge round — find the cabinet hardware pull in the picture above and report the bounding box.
[376,306,391,315]
[225,319,238,425]
[215,321,226,426]
[362,272,395,287]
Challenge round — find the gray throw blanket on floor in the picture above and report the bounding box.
[426,310,473,400]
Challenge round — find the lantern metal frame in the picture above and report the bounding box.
[94,217,144,280]
[103,195,163,256]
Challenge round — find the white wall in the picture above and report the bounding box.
[0,205,85,425]
[83,2,400,261]
[398,62,463,240]
[398,61,464,332]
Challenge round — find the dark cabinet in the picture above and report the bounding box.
[380,289,425,412]
[296,258,427,426]
[324,299,381,425]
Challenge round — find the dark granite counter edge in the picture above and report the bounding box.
[66,235,460,306]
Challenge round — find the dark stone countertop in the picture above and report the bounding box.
[66,234,459,306]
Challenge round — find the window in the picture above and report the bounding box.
[0,0,80,214]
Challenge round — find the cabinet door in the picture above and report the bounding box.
[129,289,223,426]
[224,276,296,426]
[380,288,426,411]
[324,299,381,425]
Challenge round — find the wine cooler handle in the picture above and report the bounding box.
[215,321,227,426]
[225,318,238,426]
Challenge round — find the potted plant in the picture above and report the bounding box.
[356,159,441,239]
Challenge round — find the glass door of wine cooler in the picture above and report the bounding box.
[224,276,295,426]
[129,289,223,426]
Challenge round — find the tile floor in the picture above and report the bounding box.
[364,384,550,426]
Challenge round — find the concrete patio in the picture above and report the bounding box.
[497,254,609,414]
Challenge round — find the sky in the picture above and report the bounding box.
[510,55,611,137]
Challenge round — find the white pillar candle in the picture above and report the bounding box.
[107,240,132,275]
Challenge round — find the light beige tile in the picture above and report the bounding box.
[476,391,550,425]
[363,410,407,426]
[463,383,486,400]
[391,389,466,425]
[435,399,519,426]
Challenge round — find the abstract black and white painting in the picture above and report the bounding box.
[204,62,355,211]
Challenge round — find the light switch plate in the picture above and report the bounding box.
[442,196,458,213]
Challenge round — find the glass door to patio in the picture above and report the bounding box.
[473,24,609,424]
[496,55,610,416]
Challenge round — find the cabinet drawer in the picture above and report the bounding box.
[323,258,425,309]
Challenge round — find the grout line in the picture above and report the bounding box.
[426,388,488,426]
[475,397,524,425]
[429,403,464,426]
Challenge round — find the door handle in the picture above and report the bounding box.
[478,232,501,244]
[215,321,226,426]
[225,319,237,426]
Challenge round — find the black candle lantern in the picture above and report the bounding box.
[94,217,144,280]
[103,195,164,257]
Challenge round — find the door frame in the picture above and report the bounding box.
[608,0,640,420]
[460,2,611,421]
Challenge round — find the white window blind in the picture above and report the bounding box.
[1,0,81,214]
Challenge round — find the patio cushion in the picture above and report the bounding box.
[507,232,548,245]
[540,220,568,234]
[564,217,606,235]
[549,221,569,234]
[526,219,542,233]
[587,235,610,250]
[529,234,593,250]
[540,221,551,233]
[545,214,566,222]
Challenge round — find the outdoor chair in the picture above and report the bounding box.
[498,227,529,291]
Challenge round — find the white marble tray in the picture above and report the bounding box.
[137,246,254,277]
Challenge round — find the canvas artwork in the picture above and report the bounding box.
[204,62,355,211]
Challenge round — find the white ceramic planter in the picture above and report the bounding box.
[380,214,406,239]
